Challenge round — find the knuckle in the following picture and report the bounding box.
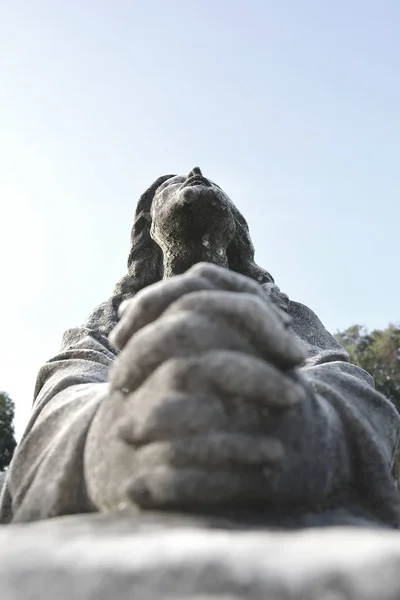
[164,291,213,318]
[245,292,270,313]
[156,357,192,388]
[169,289,208,310]
[128,287,160,322]
[118,297,135,318]
[134,291,151,315]
[188,262,222,278]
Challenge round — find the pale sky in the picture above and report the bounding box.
[1,1,399,440]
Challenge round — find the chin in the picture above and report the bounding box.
[179,184,231,208]
[151,192,235,250]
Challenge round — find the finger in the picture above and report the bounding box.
[116,353,305,446]
[189,263,292,326]
[117,389,267,446]
[126,466,277,510]
[147,351,307,409]
[188,262,274,303]
[110,310,258,392]
[110,274,217,350]
[110,263,291,352]
[164,290,306,369]
[117,391,228,444]
[131,433,284,469]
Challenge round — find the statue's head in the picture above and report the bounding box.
[123,167,273,293]
[150,167,236,274]
[84,168,276,339]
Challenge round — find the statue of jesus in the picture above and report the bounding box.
[1,168,399,529]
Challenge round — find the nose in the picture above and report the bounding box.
[187,166,203,179]
[183,166,212,189]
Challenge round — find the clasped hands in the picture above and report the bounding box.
[85,263,308,512]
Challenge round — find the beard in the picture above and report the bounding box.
[150,185,236,278]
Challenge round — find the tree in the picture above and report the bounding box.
[335,324,400,482]
[0,392,17,471]
[335,324,400,410]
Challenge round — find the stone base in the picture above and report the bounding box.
[1,511,400,599]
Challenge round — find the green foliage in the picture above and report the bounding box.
[0,392,17,471]
[335,324,400,410]
[335,324,400,482]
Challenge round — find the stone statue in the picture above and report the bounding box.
[1,167,399,528]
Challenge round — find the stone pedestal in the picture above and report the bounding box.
[1,511,400,599]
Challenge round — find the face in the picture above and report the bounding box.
[153,168,227,201]
[150,167,236,252]
[148,167,238,276]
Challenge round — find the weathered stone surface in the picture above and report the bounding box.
[0,472,5,494]
[1,512,400,599]
[2,169,400,528]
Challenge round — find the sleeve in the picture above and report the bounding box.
[0,328,117,524]
[274,300,400,528]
